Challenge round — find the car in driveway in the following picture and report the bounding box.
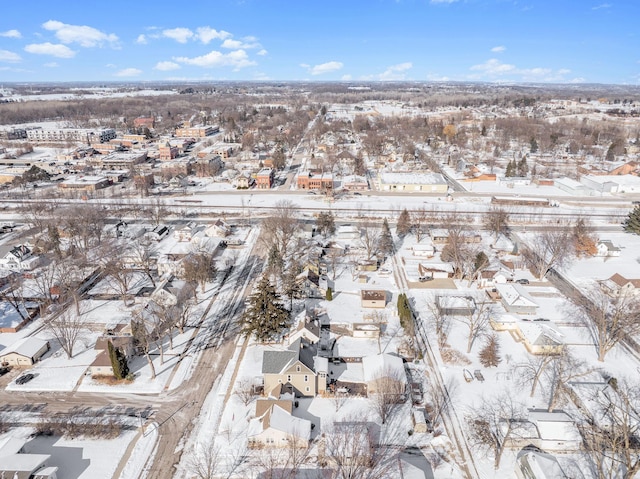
[515,278,530,285]
[15,373,35,385]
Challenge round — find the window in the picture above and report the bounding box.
[296,365,301,372]
[304,375,308,382]
[287,375,291,382]
[306,387,310,392]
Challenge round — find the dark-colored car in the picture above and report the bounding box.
[516,278,530,285]
[15,373,35,385]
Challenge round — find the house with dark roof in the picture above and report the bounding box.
[262,338,327,397]
[601,273,640,297]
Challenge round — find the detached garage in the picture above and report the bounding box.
[0,337,50,367]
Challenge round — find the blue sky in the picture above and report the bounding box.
[0,0,638,84]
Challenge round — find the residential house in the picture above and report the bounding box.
[262,338,327,397]
[144,225,170,242]
[0,436,58,479]
[495,283,539,315]
[360,289,386,309]
[90,336,135,377]
[0,337,50,367]
[204,219,231,238]
[288,318,321,346]
[256,168,274,189]
[412,243,436,258]
[595,240,621,257]
[514,321,564,355]
[296,269,328,299]
[600,273,640,297]
[362,353,407,396]
[0,245,40,272]
[247,402,311,448]
[173,222,201,242]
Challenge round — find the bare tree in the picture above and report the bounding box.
[578,379,640,479]
[182,250,217,294]
[0,274,28,321]
[323,420,396,479]
[368,366,406,425]
[187,439,221,479]
[259,200,301,260]
[482,206,510,240]
[410,207,429,243]
[425,298,451,348]
[454,297,492,354]
[521,229,574,280]
[129,242,158,287]
[571,286,640,362]
[131,308,159,379]
[512,355,555,397]
[425,376,457,429]
[44,305,88,359]
[360,224,381,261]
[440,224,478,280]
[175,283,197,334]
[544,350,592,412]
[326,246,343,281]
[467,392,528,469]
[234,378,256,406]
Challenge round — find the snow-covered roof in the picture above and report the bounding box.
[527,410,580,442]
[362,353,406,383]
[0,453,51,472]
[496,283,538,308]
[518,321,564,346]
[516,449,567,479]
[0,337,48,359]
[378,172,447,186]
[248,404,311,441]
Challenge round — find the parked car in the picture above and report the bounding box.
[15,373,35,385]
[515,278,530,285]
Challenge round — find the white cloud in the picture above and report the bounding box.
[154,61,180,71]
[341,74,352,81]
[24,42,76,58]
[469,58,573,82]
[257,49,268,56]
[114,68,142,77]
[136,34,148,45]
[162,27,194,44]
[0,49,21,63]
[592,3,611,10]
[379,62,413,80]
[470,58,516,74]
[196,27,231,44]
[491,45,506,53]
[173,49,256,69]
[44,62,59,68]
[42,20,118,48]
[221,38,261,50]
[0,29,21,39]
[307,61,343,75]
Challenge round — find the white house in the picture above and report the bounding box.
[495,283,539,315]
[515,448,567,479]
[247,402,311,448]
[0,337,50,367]
[595,240,621,257]
[0,245,40,272]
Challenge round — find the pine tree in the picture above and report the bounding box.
[316,211,336,237]
[107,340,129,380]
[242,275,291,343]
[517,156,528,177]
[530,137,538,153]
[378,219,394,257]
[623,205,640,235]
[505,160,515,177]
[396,208,412,238]
[478,334,501,368]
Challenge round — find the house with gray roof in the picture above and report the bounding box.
[262,338,327,397]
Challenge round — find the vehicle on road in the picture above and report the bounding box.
[515,278,530,285]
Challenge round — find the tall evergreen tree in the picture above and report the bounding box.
[517,156,528,177]
[530,137,538,153]
[107,340,129,380]
[242,275,290,343]
[378,219,394,257]
[623,205,640,235]
[396,208,412,238]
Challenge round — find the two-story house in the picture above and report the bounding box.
[262,338,327,397]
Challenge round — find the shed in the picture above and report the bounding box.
[0,337,50,367]
[360,289,386,309]
[495,283,539,315]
